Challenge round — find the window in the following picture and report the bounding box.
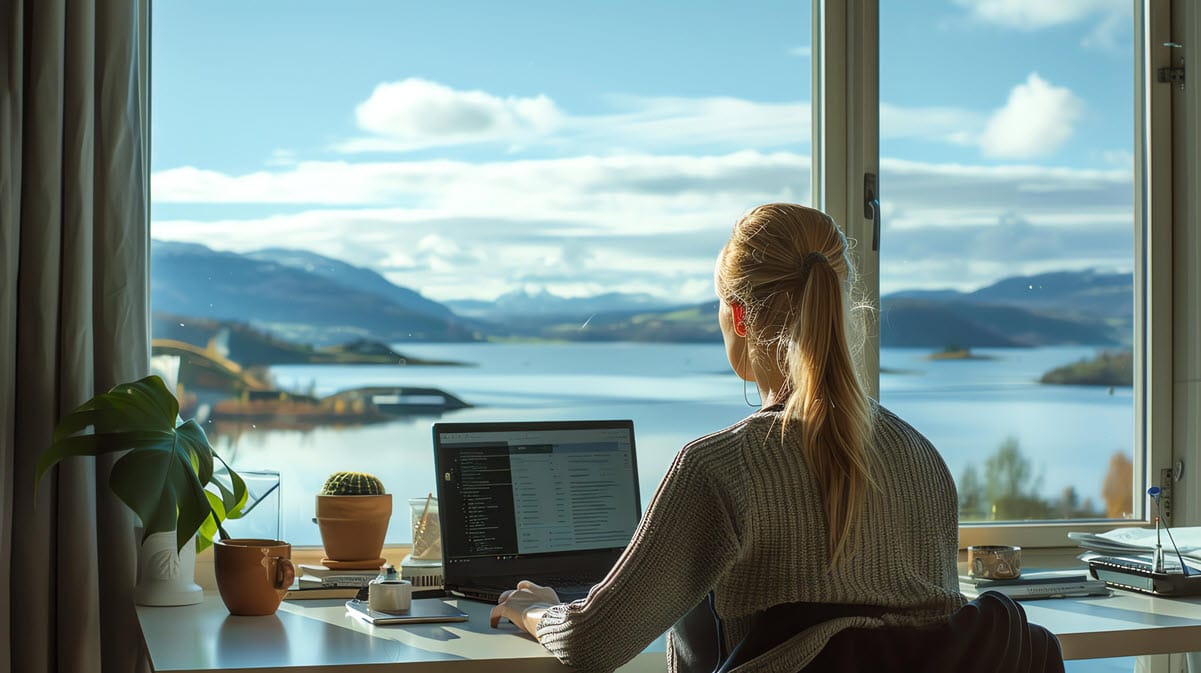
[150,2,813,545]
[820,0,1175,545]
[153,1,1174,549]
[879,2,1139,525]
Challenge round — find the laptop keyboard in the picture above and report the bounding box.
[459,578,596,603]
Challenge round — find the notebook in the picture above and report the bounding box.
[345,598,468,625]
[432,420,642,603]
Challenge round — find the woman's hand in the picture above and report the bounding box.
[489,580,561,637]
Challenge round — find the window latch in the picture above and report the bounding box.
[864,172,880,252]
[1158,43,1185,91]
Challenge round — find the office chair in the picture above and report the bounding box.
[686,590,1064,673]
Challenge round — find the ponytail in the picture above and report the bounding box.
[780,254,874,565]
[716,203,875,565]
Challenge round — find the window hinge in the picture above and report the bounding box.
[1158,43,1185,91]
[1158,64,1185,89]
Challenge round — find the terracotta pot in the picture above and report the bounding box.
[214,538,295,616]
[315,494,393,561]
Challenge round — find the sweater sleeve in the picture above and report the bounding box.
[535,443,741,673]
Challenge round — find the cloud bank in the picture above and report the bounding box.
[152,79,1130,301]
[953,0,1128,31]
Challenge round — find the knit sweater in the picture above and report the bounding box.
[535,405,965,673]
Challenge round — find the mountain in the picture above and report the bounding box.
[885,270,1133,320]
[538,302,722,342]
[245,248,456,321]
[527,269,1128,346]
[151,241,480,345]
[446,288,673,323]
[877,270,1132,347]
[878,298,1121,348]
[532,294,1120,347]
[968,270,1132,320]
[150,243,1132,348]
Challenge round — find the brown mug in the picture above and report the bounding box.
[214,538,296,616]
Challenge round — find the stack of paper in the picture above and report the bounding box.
[1068,527,1201,560]
[959,569,1108,600]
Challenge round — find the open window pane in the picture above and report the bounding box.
[878,1,1140,523]
[150,2,813,544]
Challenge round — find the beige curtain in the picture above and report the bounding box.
[1,1,151,671]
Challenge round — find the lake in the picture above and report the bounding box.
[205,343,1133,546]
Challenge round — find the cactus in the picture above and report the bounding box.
[320,471,386,496]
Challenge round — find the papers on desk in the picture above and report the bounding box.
[959,569,1109,600]
[1068,526,1201,560]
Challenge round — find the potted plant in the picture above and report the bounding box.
[35,375,247,605]
[315,471,391,567]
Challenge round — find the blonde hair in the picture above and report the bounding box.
[716,203,874,564]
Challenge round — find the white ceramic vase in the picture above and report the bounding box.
[134,530,203,606]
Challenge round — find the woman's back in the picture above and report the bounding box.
[668,404,963,670]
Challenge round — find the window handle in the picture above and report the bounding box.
[864,172,880,252]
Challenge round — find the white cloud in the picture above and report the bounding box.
[788,45,811,58]
[266,149,298,167]
[153,151,810,212]
[584,96,810,152]
[151,151,1133,301]
[342,78,563,152]
[978,73,1083,159]
[150,80,1130,302]
[881,103,981,142]
[335,79,811,155]
[1081,9,1128,50]
[953,0,1127,31]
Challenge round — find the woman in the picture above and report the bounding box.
[490,203,964,672]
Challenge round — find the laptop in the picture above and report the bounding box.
[432,419,642,603]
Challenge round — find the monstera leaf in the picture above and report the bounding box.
[35,375,247,553]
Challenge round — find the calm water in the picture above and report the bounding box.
[207,343,1133,545]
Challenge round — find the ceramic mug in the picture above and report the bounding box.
[214,538,296,616]
[369,579,414,613]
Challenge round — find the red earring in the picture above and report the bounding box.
[731,303,747,337]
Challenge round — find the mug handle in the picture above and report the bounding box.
[272,557,296,590]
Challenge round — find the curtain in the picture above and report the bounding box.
[1,1,151,671]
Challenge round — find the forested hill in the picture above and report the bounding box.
[151,241,481,345]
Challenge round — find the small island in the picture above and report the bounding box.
[1039,350,1132,387]
[925,345,997,361]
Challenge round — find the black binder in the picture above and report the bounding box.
[1087,556,1201,596]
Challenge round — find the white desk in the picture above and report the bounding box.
[137,590,1201,671]
[137,595,666,672]
[1023,590,1201,660]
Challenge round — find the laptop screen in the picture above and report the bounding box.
[432,420,641,564]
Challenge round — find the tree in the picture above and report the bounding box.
[958,465,986,521]
[958,436,1104,521]
[1102,451,1133,518]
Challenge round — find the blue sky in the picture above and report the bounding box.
[151,0,1135,301]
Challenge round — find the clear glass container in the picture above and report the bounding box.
[408,495,441,561]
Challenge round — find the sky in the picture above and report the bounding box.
[150,0,1136,303]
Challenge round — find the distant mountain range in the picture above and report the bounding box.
[446,288,674,324]
[151,241,1132,351]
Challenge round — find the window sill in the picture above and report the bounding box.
[959,520,1148,550]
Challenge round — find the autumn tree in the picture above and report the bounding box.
[1101,451,1133,518]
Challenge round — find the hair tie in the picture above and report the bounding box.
[798,251,829,282]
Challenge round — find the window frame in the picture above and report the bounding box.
[821,0,1176,547]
